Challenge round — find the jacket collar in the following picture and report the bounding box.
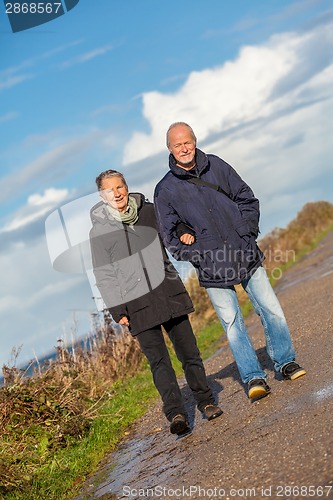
[169,148,209,178]
[90,192,145,225]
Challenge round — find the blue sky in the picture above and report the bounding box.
[0,0,332,371]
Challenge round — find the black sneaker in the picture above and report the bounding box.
[282,362,306,380]
[248,378,271,400]
[169,414,190,435]
[202,404,223,421]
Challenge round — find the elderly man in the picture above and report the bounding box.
[154,122,306,400]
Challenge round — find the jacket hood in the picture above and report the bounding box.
[169,148,209,178]
[90,192,145,225]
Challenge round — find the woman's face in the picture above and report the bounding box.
[100,176,129,213]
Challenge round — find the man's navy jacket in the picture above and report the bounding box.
[154,148,265,288]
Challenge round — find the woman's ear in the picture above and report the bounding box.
[99,191,107,203]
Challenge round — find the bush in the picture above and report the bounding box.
[0,313,142,496]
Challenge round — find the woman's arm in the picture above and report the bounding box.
[89,230,129,320]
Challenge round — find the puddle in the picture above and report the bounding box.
[313,383,333,402]
[77,429,190,499]
[284,382,333,416]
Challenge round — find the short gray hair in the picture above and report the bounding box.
[95,170,128,191]
[166,122,197,147]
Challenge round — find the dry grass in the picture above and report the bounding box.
[260,201,333,273]
[0,312,142,496]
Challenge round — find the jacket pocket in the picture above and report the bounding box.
[190,236,219,268]
[127,294,150,313]
[196,235,220,251]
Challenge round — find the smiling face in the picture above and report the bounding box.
[167,124,196,170]
[100,175,129,213]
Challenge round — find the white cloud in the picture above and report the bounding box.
[0,73,34,91]
[0,235,93,369]
[37,39,84,60]
[0,40,83,93]
[203,91,333,233]
[0,295,18,314]
[123,18,333,165]
[1,187,71,233]
[268,0,327,24]
[59,44,114,69]
[24,276,84,310]
[0,111,19,124]
[28,187,69,207]
[0,129,107,203]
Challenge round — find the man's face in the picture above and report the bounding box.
[100,176,129,213]
[168,125,196,169]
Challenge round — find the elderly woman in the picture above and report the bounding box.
[89,169,222,435]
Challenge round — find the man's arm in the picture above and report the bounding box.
[154,186,199,261]
[175,222,196,245]
[223,161,260,237]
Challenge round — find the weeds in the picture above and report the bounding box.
[0,313,142,497]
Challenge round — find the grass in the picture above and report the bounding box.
[29,371,156,499]
[0,320,144,499]
[1,367,155,499]
[1,201,333,499]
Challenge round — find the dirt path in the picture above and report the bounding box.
[75,232,333,500]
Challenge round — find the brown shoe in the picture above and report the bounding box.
[169,414,190,435]
[203,404,223,421]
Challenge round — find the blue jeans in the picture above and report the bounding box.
[207,266,296,384]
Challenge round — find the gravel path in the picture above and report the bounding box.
[76,232,333,500]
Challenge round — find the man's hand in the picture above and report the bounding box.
[180,233,195,245]
[119,316,130,327]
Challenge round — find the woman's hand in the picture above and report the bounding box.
[119,316,130,327]
[180,233,195,245]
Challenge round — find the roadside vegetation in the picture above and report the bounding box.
[1,200,333,499]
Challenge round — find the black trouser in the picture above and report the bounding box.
[136,315,214,421]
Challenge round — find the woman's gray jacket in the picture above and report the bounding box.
[89,193,194,335]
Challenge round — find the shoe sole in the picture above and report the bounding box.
[170,421,189,435]
[176,425,191,436]
[248,386,270,400]
[289,369,307,380]
[206,409,223,421]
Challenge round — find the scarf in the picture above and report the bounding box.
[106,195,138,225]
